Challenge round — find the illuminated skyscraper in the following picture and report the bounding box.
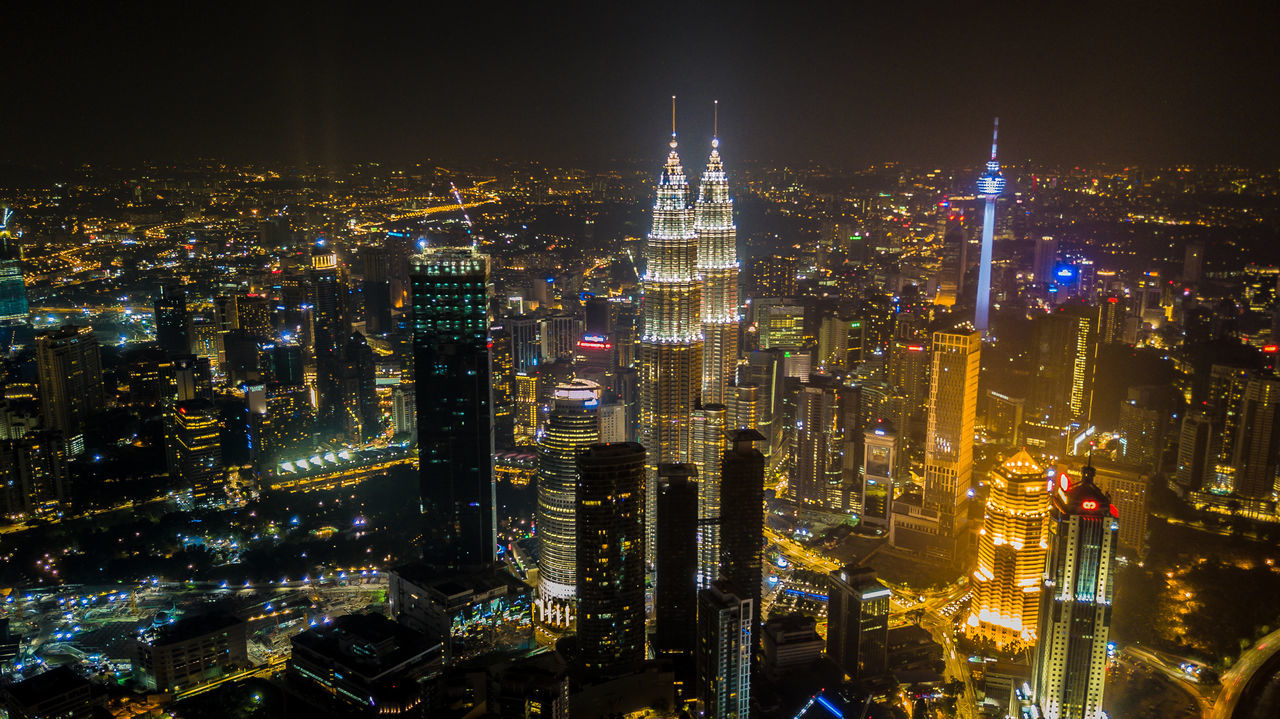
[164,400,224,506]
[35,325,104,441]
[1232,375,1280,499]
[0,208,28,323]
[1030,304,1098,430]
[696,110,740,407]
[861,421,899,530]
[576,442,647,683]
[154,285,192,356]
[792,377,842,509]
[640,107,703,564]
[411,245,495,570]
[310,243,351,435]
[967,450,1050,650]
[654,463,698,659]
[974,118,1005,333]
[691,404,727,588]
[720,429,765,661]
[922,331,981,563]
[534,379,601,633]
[1032,463,1118,719]
[697,579,753,719]
[827,566,890,680]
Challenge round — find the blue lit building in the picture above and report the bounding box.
[410,245,495,570]
[974,119,1005,334]
[0,208,28,323]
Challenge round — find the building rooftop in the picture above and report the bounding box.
[141,612,242,646]
[3,665,90,706]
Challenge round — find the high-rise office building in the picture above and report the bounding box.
[1233,375,1280,499]
[164,400,224,505]
[1029,305,1097,430]
[720,429,765,659]
[654,463,699,658]
[411,245,495,570]
[966,450,1050,650]
[35,325,105,441]
[576,442,646,683]
[154,285,192,356]
[534,379,601,633]
[508,315,542,373]
[541,315,582,362]
[861,421,899,530]
[696,579,752,719]
[1033,235,1059,286]
[922,331,981,563]
[1032,463,1118,719]
[887,338,931,428]
[342,332,379,442]
[727,383,760,435]
[691,404,727,588]
[974,118,1005,333]
[696,126,741,407]
[640,124,703,565]
[740,350,782,456]
[792,377,842,509]
[1173,410,1216,494]
[513,372,539,444]
[0,431,68,520]
[748,253,797,299]
[756,301,805,350]
[827,565,890,680]
[0,208,28,323]
[311,243,351,434]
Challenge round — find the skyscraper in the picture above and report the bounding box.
[696,115,741,407]
[974,118,1005,334]
[1032,463,1118,719]
[534,379,601,633]
[654,463,699,658]
[411,245,495,570]
[154,285,192,356]
[35,325,105,441]
[576,442,646,684]
[922,331,981,563]
[0,208,28,323]
[861,421,899,530]
[792,377,842,509]
[691,404,727,588]
[640,114,703,565]
[1232,375,1280,499]
[720,428,765,660]
[311,243,351,434]
[966,450,1050,650]
[827,565,890,680]
[164,400,224,506]
[697,579,753,719]
[1029,305,1098,430]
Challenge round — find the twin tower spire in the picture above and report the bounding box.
[639,97,741,567]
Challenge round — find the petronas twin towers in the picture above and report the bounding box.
[639,102,741,568]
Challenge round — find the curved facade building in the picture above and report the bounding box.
[534,379,601,632]
[696,132,740,407]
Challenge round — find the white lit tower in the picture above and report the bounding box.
[974,117,1005,334]
[640,98,704,566]
[696,101,740,407]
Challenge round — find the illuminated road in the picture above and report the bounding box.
[1211,627,1280,719]
[764,527,841,573]
[1121,644,1215,717]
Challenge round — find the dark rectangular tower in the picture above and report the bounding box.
[411,245,495,570]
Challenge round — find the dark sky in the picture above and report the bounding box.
[4,2,1278,168]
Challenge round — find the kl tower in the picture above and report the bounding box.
[974,117,1005,334]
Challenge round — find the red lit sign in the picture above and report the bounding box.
[1107,297,1118,304]
[1081,500,1098,510]
[578,341,612,350]
[906,345,925,352]
[1264,345,1278,354]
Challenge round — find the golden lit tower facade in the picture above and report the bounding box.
[967,450,1050,650]
[640,115,703,565]
[923,331,981,563]
[696,117,740,407]
[692,403,727,589]
[535,379,601,635]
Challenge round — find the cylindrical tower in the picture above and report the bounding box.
[534,378,601,635]
[691,403,727,588]
[696,128,740,407]
[975,117,1005,334]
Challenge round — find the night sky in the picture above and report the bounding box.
[4,2,1278,168]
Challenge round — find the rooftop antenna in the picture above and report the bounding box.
[670,95,678,148]
[713,100,719,148]
[990,117,1000,161]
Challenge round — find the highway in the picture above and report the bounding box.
[1121,644,1215,717]
[1210,626,1280,719]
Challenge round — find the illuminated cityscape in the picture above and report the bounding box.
[1,6,1279,719]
